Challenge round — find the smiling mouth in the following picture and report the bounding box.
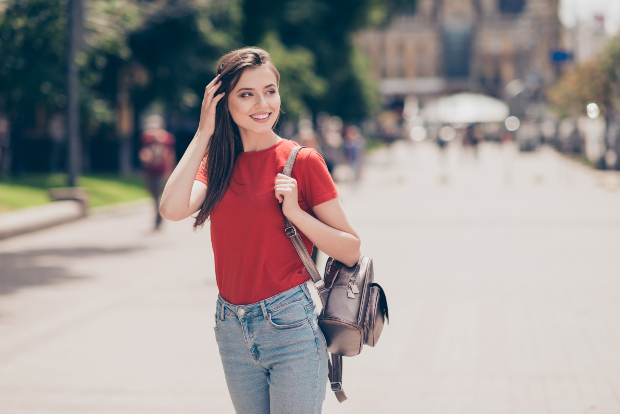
[250,113,271,120]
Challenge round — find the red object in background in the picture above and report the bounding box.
[501,130,513,143]
[140,129,176,176]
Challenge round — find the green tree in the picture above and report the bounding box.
[242,0,414,122]
[548,34,620,118]
[0,0,69,119]
[258,32,327,122]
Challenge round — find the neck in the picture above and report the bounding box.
[238,127,281,152]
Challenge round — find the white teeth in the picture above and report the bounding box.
[251,113,269,120]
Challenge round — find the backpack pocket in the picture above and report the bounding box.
[363,283,389,347]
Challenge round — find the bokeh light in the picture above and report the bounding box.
[505,116,520,132]
[587,103,600,119]
[410,126,427,142]
[438,125,456,141]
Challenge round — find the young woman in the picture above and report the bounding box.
[159,47,361,414]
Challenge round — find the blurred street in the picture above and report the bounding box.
[2,142,620,414]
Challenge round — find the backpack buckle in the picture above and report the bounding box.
[331,382,343,392]
[313,279,325,289]
[285,225,297,237]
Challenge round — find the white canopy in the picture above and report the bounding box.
[422,93,509,124]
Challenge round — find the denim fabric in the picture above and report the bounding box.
[214,282,328,414]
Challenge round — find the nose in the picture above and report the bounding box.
[255,93,268,108]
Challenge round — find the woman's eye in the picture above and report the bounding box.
[267,90,276,94]
[241,93,252,97]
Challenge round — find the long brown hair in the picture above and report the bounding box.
[193,47,281,229]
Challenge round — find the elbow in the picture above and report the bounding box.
[159,203,183,222]
[342,239,362,267]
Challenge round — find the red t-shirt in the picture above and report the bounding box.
[194,139,338,305]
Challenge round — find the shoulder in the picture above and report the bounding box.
[297,147,327,171]
[275,140,328,173]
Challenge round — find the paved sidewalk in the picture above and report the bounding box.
[0,200,85,240]
[1,142,620,413]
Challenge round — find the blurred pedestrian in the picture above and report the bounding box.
[343,125,365,183]
[159,48,361,412]
[139,114,176,230]
[47,112,66,173]
[297,126,321,151]
[463,124,480,159]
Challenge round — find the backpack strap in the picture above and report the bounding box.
[281,145,324,289]
[329,354,348,402]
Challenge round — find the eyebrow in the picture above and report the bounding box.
[235,84,276,93]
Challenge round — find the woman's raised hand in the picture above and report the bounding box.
[198,75,225,139]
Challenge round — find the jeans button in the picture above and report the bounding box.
[237,308,245,316]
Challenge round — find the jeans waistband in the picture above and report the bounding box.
[216,282,314,321]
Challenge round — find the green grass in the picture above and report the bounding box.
[0,173,151,213]
[365,135,386,152]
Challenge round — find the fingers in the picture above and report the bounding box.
[274,174,296,183]
[206,92,225,115]
[203,80,222,108]
[205,83,221,106]
[207,80,221,95]
[205,74,220,90]
[274,185,286,202]
[274,186,295,204]
[274,184,295,190]
[274,174,297,203]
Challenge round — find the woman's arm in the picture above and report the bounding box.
[159,132,208,221]
[275,174,361,267]
[159,75,224,221]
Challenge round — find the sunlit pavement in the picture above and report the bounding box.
[1,141,620,414]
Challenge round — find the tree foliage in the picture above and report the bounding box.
[0,0,415,174]
[0,0,70,116]
[548,35,620,118]
[241,0,415,121]
[258,32,327,122]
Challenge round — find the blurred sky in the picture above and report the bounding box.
[560,0,620,34]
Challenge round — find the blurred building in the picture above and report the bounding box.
[561,14,612,65]
[356,0,561,100]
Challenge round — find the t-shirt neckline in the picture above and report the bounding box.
[237,138,287,159]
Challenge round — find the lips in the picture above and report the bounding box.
[249,112,272,123]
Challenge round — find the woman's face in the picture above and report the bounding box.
[227,65,280,135]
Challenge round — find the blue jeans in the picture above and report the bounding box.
[214,283,329,414]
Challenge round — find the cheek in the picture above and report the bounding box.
[227,99,248,124]
[269,94,281,113]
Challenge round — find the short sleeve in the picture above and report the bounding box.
[194,156,208,185]
[299,149,338,208]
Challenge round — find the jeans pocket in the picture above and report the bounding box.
[213,311,220,331]
[267,298,309,330]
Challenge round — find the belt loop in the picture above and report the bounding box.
[220,301,226,321]
[260,301,268,320]
[301,282,313,303]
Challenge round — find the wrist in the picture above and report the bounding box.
[284,205,305,223]
[195,128,212,143]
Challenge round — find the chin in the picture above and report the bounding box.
[241,122,276,135]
